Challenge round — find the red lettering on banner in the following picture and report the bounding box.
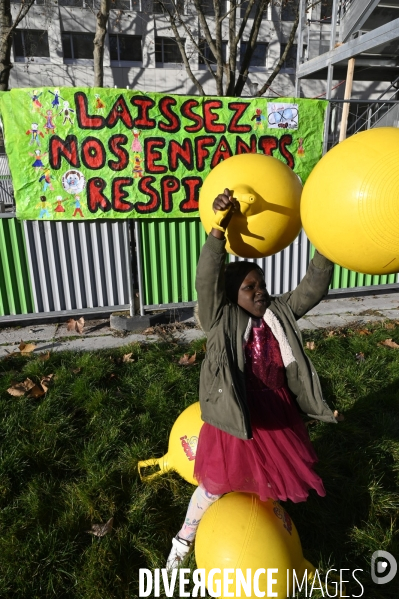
[195,136,216,171]
[227,102,251,133]
[131,96,156,129]
[211,135,233,168]
[279,134,295,169]
[203,100,226,133]
[75,92,105,129]
[258,136,278,156]
[181,99,203,133]
[105,95,134,129]
[81,136,106,170]
[49,135,80,169]
[168,138,194,171]
[112,177,134,212]
[180,177,202,212]
[145,138,167,174]
[161,176,180,213]
[158,96,180,133]
[87,178,112,213]
[108,134,129,171]
[236,134,257,154]
[135,176,161,213]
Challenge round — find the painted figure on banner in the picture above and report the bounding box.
[26,123,44,147]
[39,169,55,192]
[131,128,143,153]
[94,93,105,113]
[30,149,47,171]
[48,88,62,108]
[251,108,266,130]
[42,110,56,134]
[54,196,66,213]
[28,90,43,112]
[35,195,51,218]
[58,101,75,125]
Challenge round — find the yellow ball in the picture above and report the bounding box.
[195,492,315,598]
[199,154,302,258]
[138,402,203,485]
[301,127,399,275]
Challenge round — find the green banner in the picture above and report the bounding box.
[0,88,327,220]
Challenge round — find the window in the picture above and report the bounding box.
[240,42,268,68]
[155,37,184,64]
[198,39,227,67]
[13,30,50,61]
[153,0,183,13]
[281,1,296,21]
[240,0,268,19]
[320,0,333,21]
[62,32,95,61]
[197,0,226,16]
[280,43,297,69]
[109,34,142,63]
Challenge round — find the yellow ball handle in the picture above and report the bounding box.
[137,454,170,482]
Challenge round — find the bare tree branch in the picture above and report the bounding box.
[234,0,270,96]
[256,4,300,96]
[93,0,111,87]
[0,0,36,91]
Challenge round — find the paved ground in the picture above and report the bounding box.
[1,293,399,358]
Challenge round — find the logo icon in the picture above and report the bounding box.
[371,550,397,584]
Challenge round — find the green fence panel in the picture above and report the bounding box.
[140,219,207,306]
[310,245,398,290]
[0,218,34,316]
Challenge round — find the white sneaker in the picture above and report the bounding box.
[166,536,193,570]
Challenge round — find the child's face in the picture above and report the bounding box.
[238,269,270,317]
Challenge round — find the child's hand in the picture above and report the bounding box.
[212,188,237,215]
[334,410,345,422]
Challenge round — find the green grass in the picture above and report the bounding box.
[0,324,398,599]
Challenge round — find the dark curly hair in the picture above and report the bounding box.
[224,261,265,304]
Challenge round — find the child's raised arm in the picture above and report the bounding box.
[195,189,238,333]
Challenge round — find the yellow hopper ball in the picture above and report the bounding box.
[195,493,315,598]
[199,153,302,258]
[301,127,399,275]
[137,402,203,485]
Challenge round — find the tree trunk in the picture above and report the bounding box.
[0,0,12,92]
[93,0,111,88]
[256,6,300,96]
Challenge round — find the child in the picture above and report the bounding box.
[166,189,341,570]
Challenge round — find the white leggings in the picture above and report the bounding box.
[178,485,222,542]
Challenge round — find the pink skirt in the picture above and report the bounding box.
[194,385,326,503]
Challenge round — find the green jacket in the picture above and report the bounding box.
[196,234,338,440]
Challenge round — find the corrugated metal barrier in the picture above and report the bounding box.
[23,219,133,313]
[0,215,34,315]
[139,222,399,307]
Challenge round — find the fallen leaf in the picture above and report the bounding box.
[384,322,395,330]
[306,341,315,350]
[19,341,37,354]
[143,327,154,334]
[379,338,399,349]
[86,517,113,537]
[40,374,54,393]
[355,352,365,362]
[334,410,345,422]
[358,329,371,336]
[38,351,51,361]
[327,331,335,337]
[178,352,197,366]
[122,352,135,363]
[7,377,43,398]
[67,317,85,334]
[72,367,82,374]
